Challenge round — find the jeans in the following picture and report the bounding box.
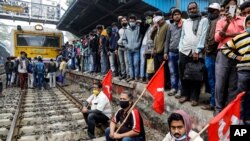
[105,128,144,141]
[28,73,34,88]
[101,51,109,74]
[118,47,129,77]
[127,50,140,79]
[49,72,56,88]
[83,112,109,138]
[205,55,216,106]
[109,52,116,73]
[233,70,250,121]
[6,73,11,87]
[215,51,237,112]
[140,45,146,78]
[168,52,180,91]
[37,73,44,89]
[88,54,94,72]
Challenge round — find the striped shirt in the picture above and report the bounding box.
[222,32,250,70]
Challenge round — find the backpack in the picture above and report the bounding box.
[27,63,33,73]
[35,63,45,74]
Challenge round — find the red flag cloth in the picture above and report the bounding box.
[146,62,165,114]
[208,92,245,141]
[102,70,112,101]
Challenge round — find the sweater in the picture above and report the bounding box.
[151,22,169,54]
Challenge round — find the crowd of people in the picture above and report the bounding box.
[3,51,63,91]
[60,0,250,116]
[2,0,250,140]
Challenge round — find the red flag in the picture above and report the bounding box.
[146,62,165,114]
[208,92,245,141]
[102,70,112,101]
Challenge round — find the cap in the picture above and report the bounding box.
[153,16,163,23]
[208,3,221,10]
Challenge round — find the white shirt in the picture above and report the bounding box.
[87,91,112,118]
[18,59,27,73]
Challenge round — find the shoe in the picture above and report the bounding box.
[134,77,139,82]
[126,78,134,82]
[201,105,214,111]
[167,89,177,96]
[179,97,189,104]
[175,91,181,99]
[191,100,199,106]
[119,75,126,80]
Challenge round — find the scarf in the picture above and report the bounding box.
[189,13,202,35]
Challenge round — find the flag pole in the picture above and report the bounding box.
[115,88,147,133]
[190,124,209,141]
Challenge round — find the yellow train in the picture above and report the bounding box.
[10,24,63,61]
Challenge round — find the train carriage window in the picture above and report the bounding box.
[16,34,60,47]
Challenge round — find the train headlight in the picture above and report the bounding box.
[35,24,43,31]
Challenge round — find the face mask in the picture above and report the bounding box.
[208,13,219,20]
[93,89,99,96]
[172,134,187,141]
[119,100,130,109]
[246,27,250,33]
[129,22,136,27]
[21,55,25,59]
[112,27,118,32]
[146,18,152,24]
[122,23,127,27]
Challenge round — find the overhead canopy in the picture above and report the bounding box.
[57,0,158,37]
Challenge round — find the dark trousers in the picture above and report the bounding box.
[92,51,100,73]
[179,52,202,101]
[233,70,250,122]
[215,51,238,112]
[19,73,27,90]
[154,53,170,89]
[83,112,109,138]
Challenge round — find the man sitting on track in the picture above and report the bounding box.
[82,81,112,139]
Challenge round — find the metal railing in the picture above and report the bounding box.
[0,0,65,24]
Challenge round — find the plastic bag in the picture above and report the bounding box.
[146,57,155,74]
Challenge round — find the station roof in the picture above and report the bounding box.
[57,0,158,37]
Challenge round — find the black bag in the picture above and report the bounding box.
[183,61,205,82]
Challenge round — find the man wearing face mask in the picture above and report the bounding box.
[105,91,145,141]
[140,11,154,83]
[221,14,250,125]
[201,3,220,111]
[108,22,119,77]
[82,81,112,139]
[214,0,245,116]
[122,14,142,82]
[118,17,129,80]
[162,110,203,141]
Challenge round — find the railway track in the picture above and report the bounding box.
[0,84,94,141]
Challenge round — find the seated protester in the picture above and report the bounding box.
[82,81,112,139]
[105,91,145,141]
[162,110,203,141]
